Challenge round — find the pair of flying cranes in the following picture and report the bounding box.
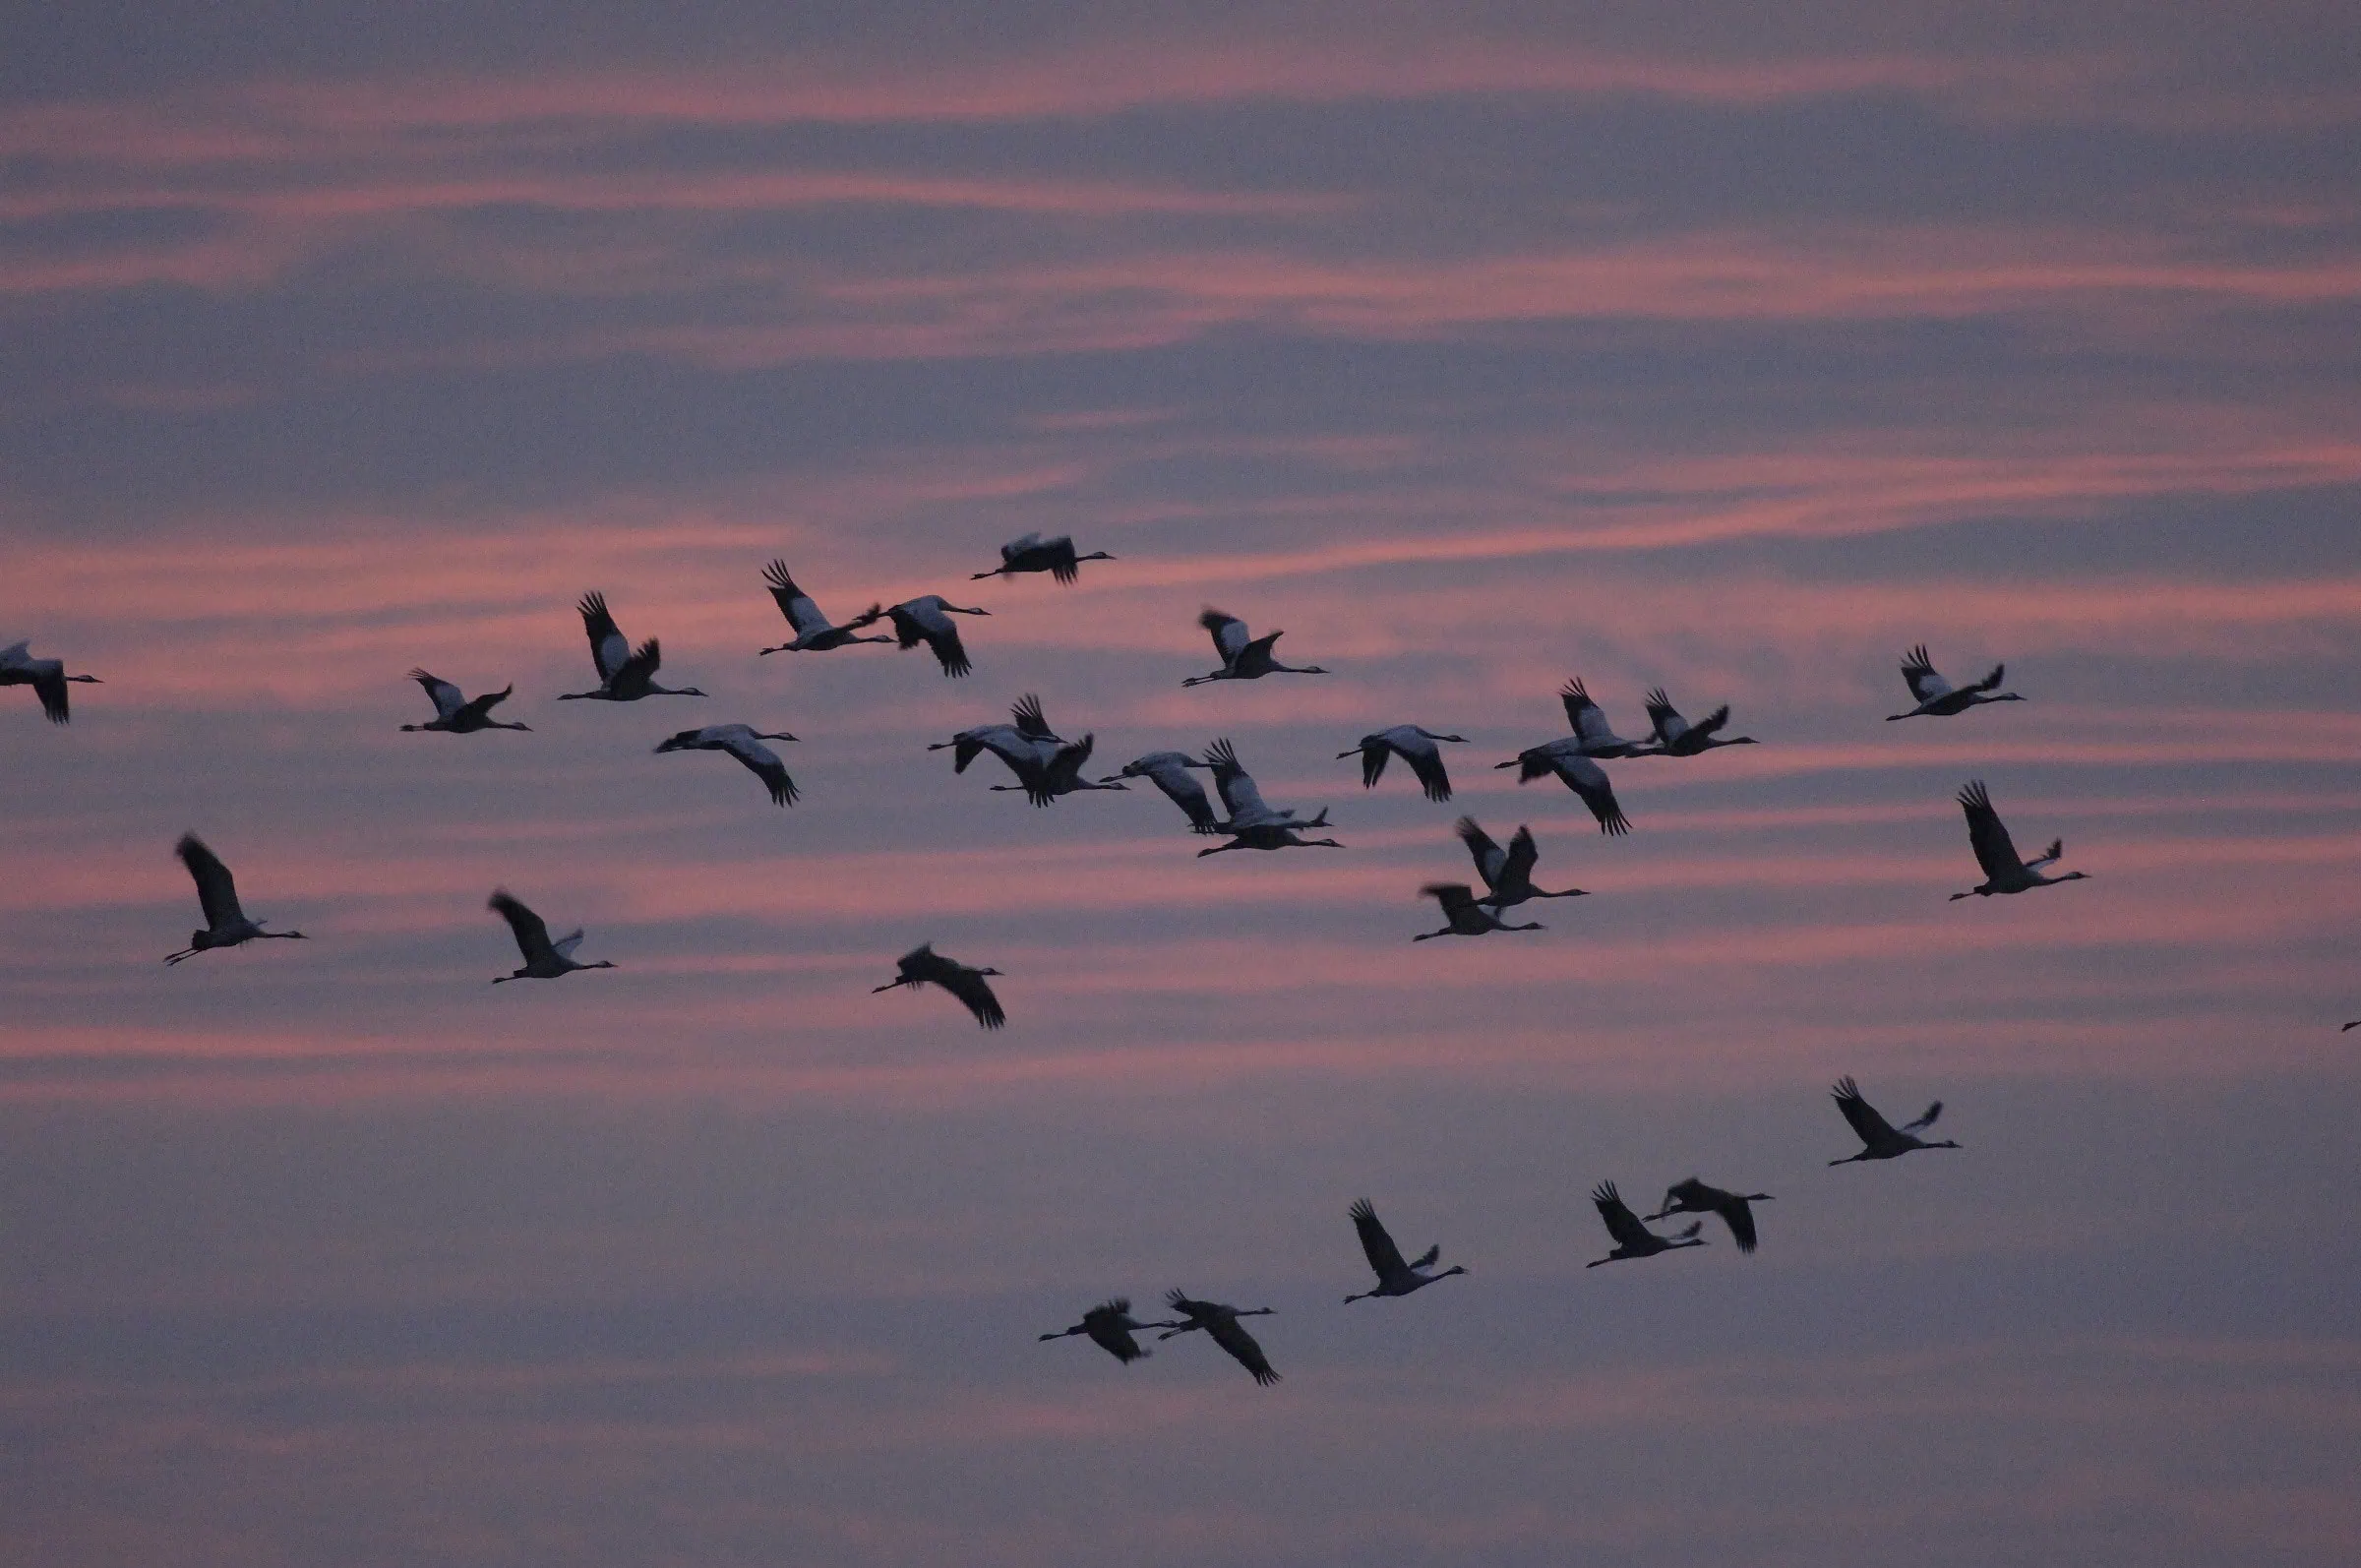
[1043,1088,1958,1388]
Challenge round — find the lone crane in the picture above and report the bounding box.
[1038,1298,1177,1363]
[1888,644,2023,720]
[654,724,801,806]
[756,562,889,653]
[873,943,1005,1029]
[1158,1291,1281,1385]
[1495,741,1630,836]
[1342,1199,1467,1302]
[1585,1180,1707,1267]
[557,592,706,701]
[488,890,615,982]
[1182,608,1329,687]
[1340,725,1467,802]
[1646,1178,1774,1254]
[882,596,991,678]
[1413,882,1544,940]
[1,640,100,724]
[1102,751,1223,833]
[1642,688,1756,755]
[1454,817,1587,910]
[971,533,1115,584]
[1950,780,2088,899]
[162,834,307,965]
[401,670,529,734]
[1828,1076,1960,1164]
[1198,739,1344,855]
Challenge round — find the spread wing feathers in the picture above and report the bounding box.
[577,592,629,681]
[1150,765,1220,832]
[1407,1243,1440,1270]
[489,890,555,962]
[1902,644,1953,703]
[1203,739,1273,821]
[1206,1317,1280,1385]
[1832,1076,1898,1144]
[1011,693,1055,740]
[721,736,798,806]
[409,669,466,719]
[942,965,1005,1030]
[1644,688,1686,745]
[1957,780,2025,878]
[1560,679,1611,743]
[1350,1199,1410,1279]
[1904,1101,1944,1134]
[175,835,242,928]
[1402,741,1452,802]
[761,560,828,636]
[1200,608,1249,664]
[1554,754,1630,835]
[1358,741,1392,790]
[1976,663,2008,693]
[1591,1181,1651,1247]
[615,637,663,689]
[1455,817,1504,885]
[1501,826,1541,885]
[1687,704,1730,742]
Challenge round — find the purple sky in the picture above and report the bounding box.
[5,6,2360,1564]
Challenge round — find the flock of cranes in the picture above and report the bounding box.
[15,530,2335,1392]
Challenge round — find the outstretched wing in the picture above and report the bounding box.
[1552,753,1629,836]
[1402,739,1452,803]
[408,669,466,719]
[1903,1101,1944,1134]
[944,965,1005,1030]
[614,637,664,693]
[1422,882,1480,919]
[762,560,828,636]
[1203,739,1272,822]
[1149,762,1220,832]
[454,684,515,725]
[1206,1317,1280,1386]
[1350,1198,1409,1280]
[1957,780,2024,878]
[488,889,553,962]
[1358,739,1390,790]
[1974,662,2007,694]
[1591,1180,1651,1247]
[1200,608,1248,665]
[1644,688,1685,746]
[577,592,629,681]
[1902,644,1953,703]
[1454,816,1504,887]
[1561,679,1611,746]
[1011,693,1055,741]
[723,736,799,807]
[1501,825,1541,887]
[175,834,242,928]
[1720,1196,1760,1253]
[1831,1076,1898,1145]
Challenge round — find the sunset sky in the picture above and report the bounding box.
[6,5,2360,1564]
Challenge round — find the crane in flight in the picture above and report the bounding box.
[162,834,307,965]
[1103,751,1223,833]
[654,724,801,806]
[1950,780,2088,899]
[874,943,1006,1029]
[1888,644,2023,719]
[1038,1298,1178,1363]
[1585,1180,1707,1267]
[1641,688,1756,755]
[1,640,100,724]
[1340,725,1468,803]
[557,592,706,701]
[882,596,991,678]
[1342,1199,1467,1302]
[1413,882,1544,940]
[1454,817,1587,910]
[1552,679,1663,757]
[1495,742,1630,835]
[1182,608,1329,687]
[1646,1179,1774,1254]
[488,890,615,982]
[756,562,889,653]
[1828,1076,1960,1164]
[929,693,1063,775]
[1158,1292,1281,1385]
[401,670,529,734]
[988,734,1129,808]
[1197,739,1343,855]
[971,533,1115,584]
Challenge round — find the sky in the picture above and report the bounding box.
[5,4,2360,1564]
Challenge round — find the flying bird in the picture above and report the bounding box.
[756,562,889,653]
[883,595,991,678]
[1038,1297,1177,1363]
[488,890,615,983]
[971,533,1115,584]
[401,670,529,734]
[1888,644,2023,720]
[1342,1199,1467,1302]
[1103,751,1223,833]
[1158,1291,1280,1385]
[1181,608,1329,687]
[988,733,1128,808]
[929,693,1064,774]
[1950,780,2088,899]
[1642,689,1756,755]
[1495,741,1631,836]
[162,834,307,965]
[1413,882,1544,940]
[1197,739,1343,855]
[1554,679,1662,757]
[558,592,706,701]
[873,943,1006,1029]
[1828,1076,1960,1164]
[1646,1178,1774,1254]
[1340,725,1467,802]
[654,724,801,806]
[1585,1180,1707,1267]
[1,640,100,724]
[1454,817,1586,910]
